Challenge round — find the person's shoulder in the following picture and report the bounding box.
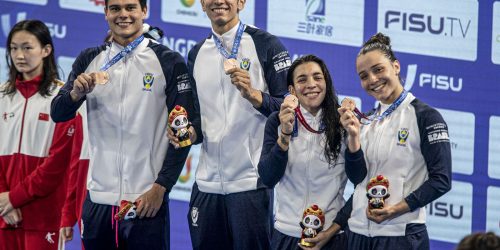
[79,44,108,57]
[245,25,275,38]
[245,26,288,58]
[75,44,108,64]
[410,97,439,115]
[0,82,8,92]
[147,40,185,63]
[188,36,210,60]
[410,96,446,125]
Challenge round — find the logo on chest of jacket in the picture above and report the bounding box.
[2,112,14,122]
[397,128,409,146]
[240,58,251,71]
[142,73,155,91]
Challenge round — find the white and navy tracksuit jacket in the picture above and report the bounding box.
[188,22,291,195]
[347,92,452,237]
[51,38,201,206]
[258,107,366,238]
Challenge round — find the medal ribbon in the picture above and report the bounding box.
[212,22,245,59]
[294,107,325,134]
[361,90,408,123]
[100,35,145,71]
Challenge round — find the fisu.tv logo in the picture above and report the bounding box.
[378,0,478,61]
[403,64,462,92]
[1,12,67,39]
[384,11,472,39]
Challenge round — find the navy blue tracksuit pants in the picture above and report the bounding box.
[81,193,170,250]
[188,183,271,250]
[346,224,429,250]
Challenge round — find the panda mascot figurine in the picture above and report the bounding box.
[366,175,390,209]
[168,105,192,147]
[299,204,325,247]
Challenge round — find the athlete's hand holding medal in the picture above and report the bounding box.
[70,35,144,102]
[277,94,298,151]
[280,94,298,135]
[338,97,362,152]
[70,73,97,102]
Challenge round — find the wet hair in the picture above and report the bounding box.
[358,32,401,82]
[287,54,345,165]
[358,32,398,63]
[456,232,500,250]
[3,20,58,97]
[105,0,147,9]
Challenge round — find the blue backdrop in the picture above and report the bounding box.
[1,0,499,249]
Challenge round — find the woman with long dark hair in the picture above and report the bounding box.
[0,20,79,250]
[258,55,366,250]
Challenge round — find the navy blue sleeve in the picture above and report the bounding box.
[405,99,452,211]
[257,111,288,188]
[247,27,291,117]
[186,40,205,145]
[51,46,105,122]
[344,148,368,185]
[151,44,199,192]
[333,194,352,229]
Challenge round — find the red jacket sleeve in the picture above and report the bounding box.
[9,118,78,208]
[60,114,83,228]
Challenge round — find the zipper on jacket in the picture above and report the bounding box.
[218,55,227,194]
[17,98,29,153]
[117,57,126,202]
[368,119,386,237]
[305,124,313,208]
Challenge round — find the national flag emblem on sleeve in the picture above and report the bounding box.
[38,113,49,121]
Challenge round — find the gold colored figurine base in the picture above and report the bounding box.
[179,139,192,148]
[300,239,315,247]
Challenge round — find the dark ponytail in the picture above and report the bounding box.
[358,32,397,63]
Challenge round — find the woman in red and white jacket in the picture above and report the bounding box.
[0,20,80,250]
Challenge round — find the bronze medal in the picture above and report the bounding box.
[223,58,238,73]
[341,98,356,111]
[92,71,109,85]
[284,94,299,109]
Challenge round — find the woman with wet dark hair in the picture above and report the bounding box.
[259,54,366,250]
[339,33,452,250]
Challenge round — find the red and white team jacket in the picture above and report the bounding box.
[60,105,89,230]
[0,76,79,231]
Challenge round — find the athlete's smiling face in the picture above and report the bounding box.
[289,61,326,116]
[105,0,147,46]
[356,50,403,104]
[200,0,245,34]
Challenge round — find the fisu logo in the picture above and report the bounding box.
[1,12,27,37]
[403,64,463,92]
[1,12,66,39]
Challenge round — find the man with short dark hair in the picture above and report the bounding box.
[183,0,291,249]
[51,0,200,249]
